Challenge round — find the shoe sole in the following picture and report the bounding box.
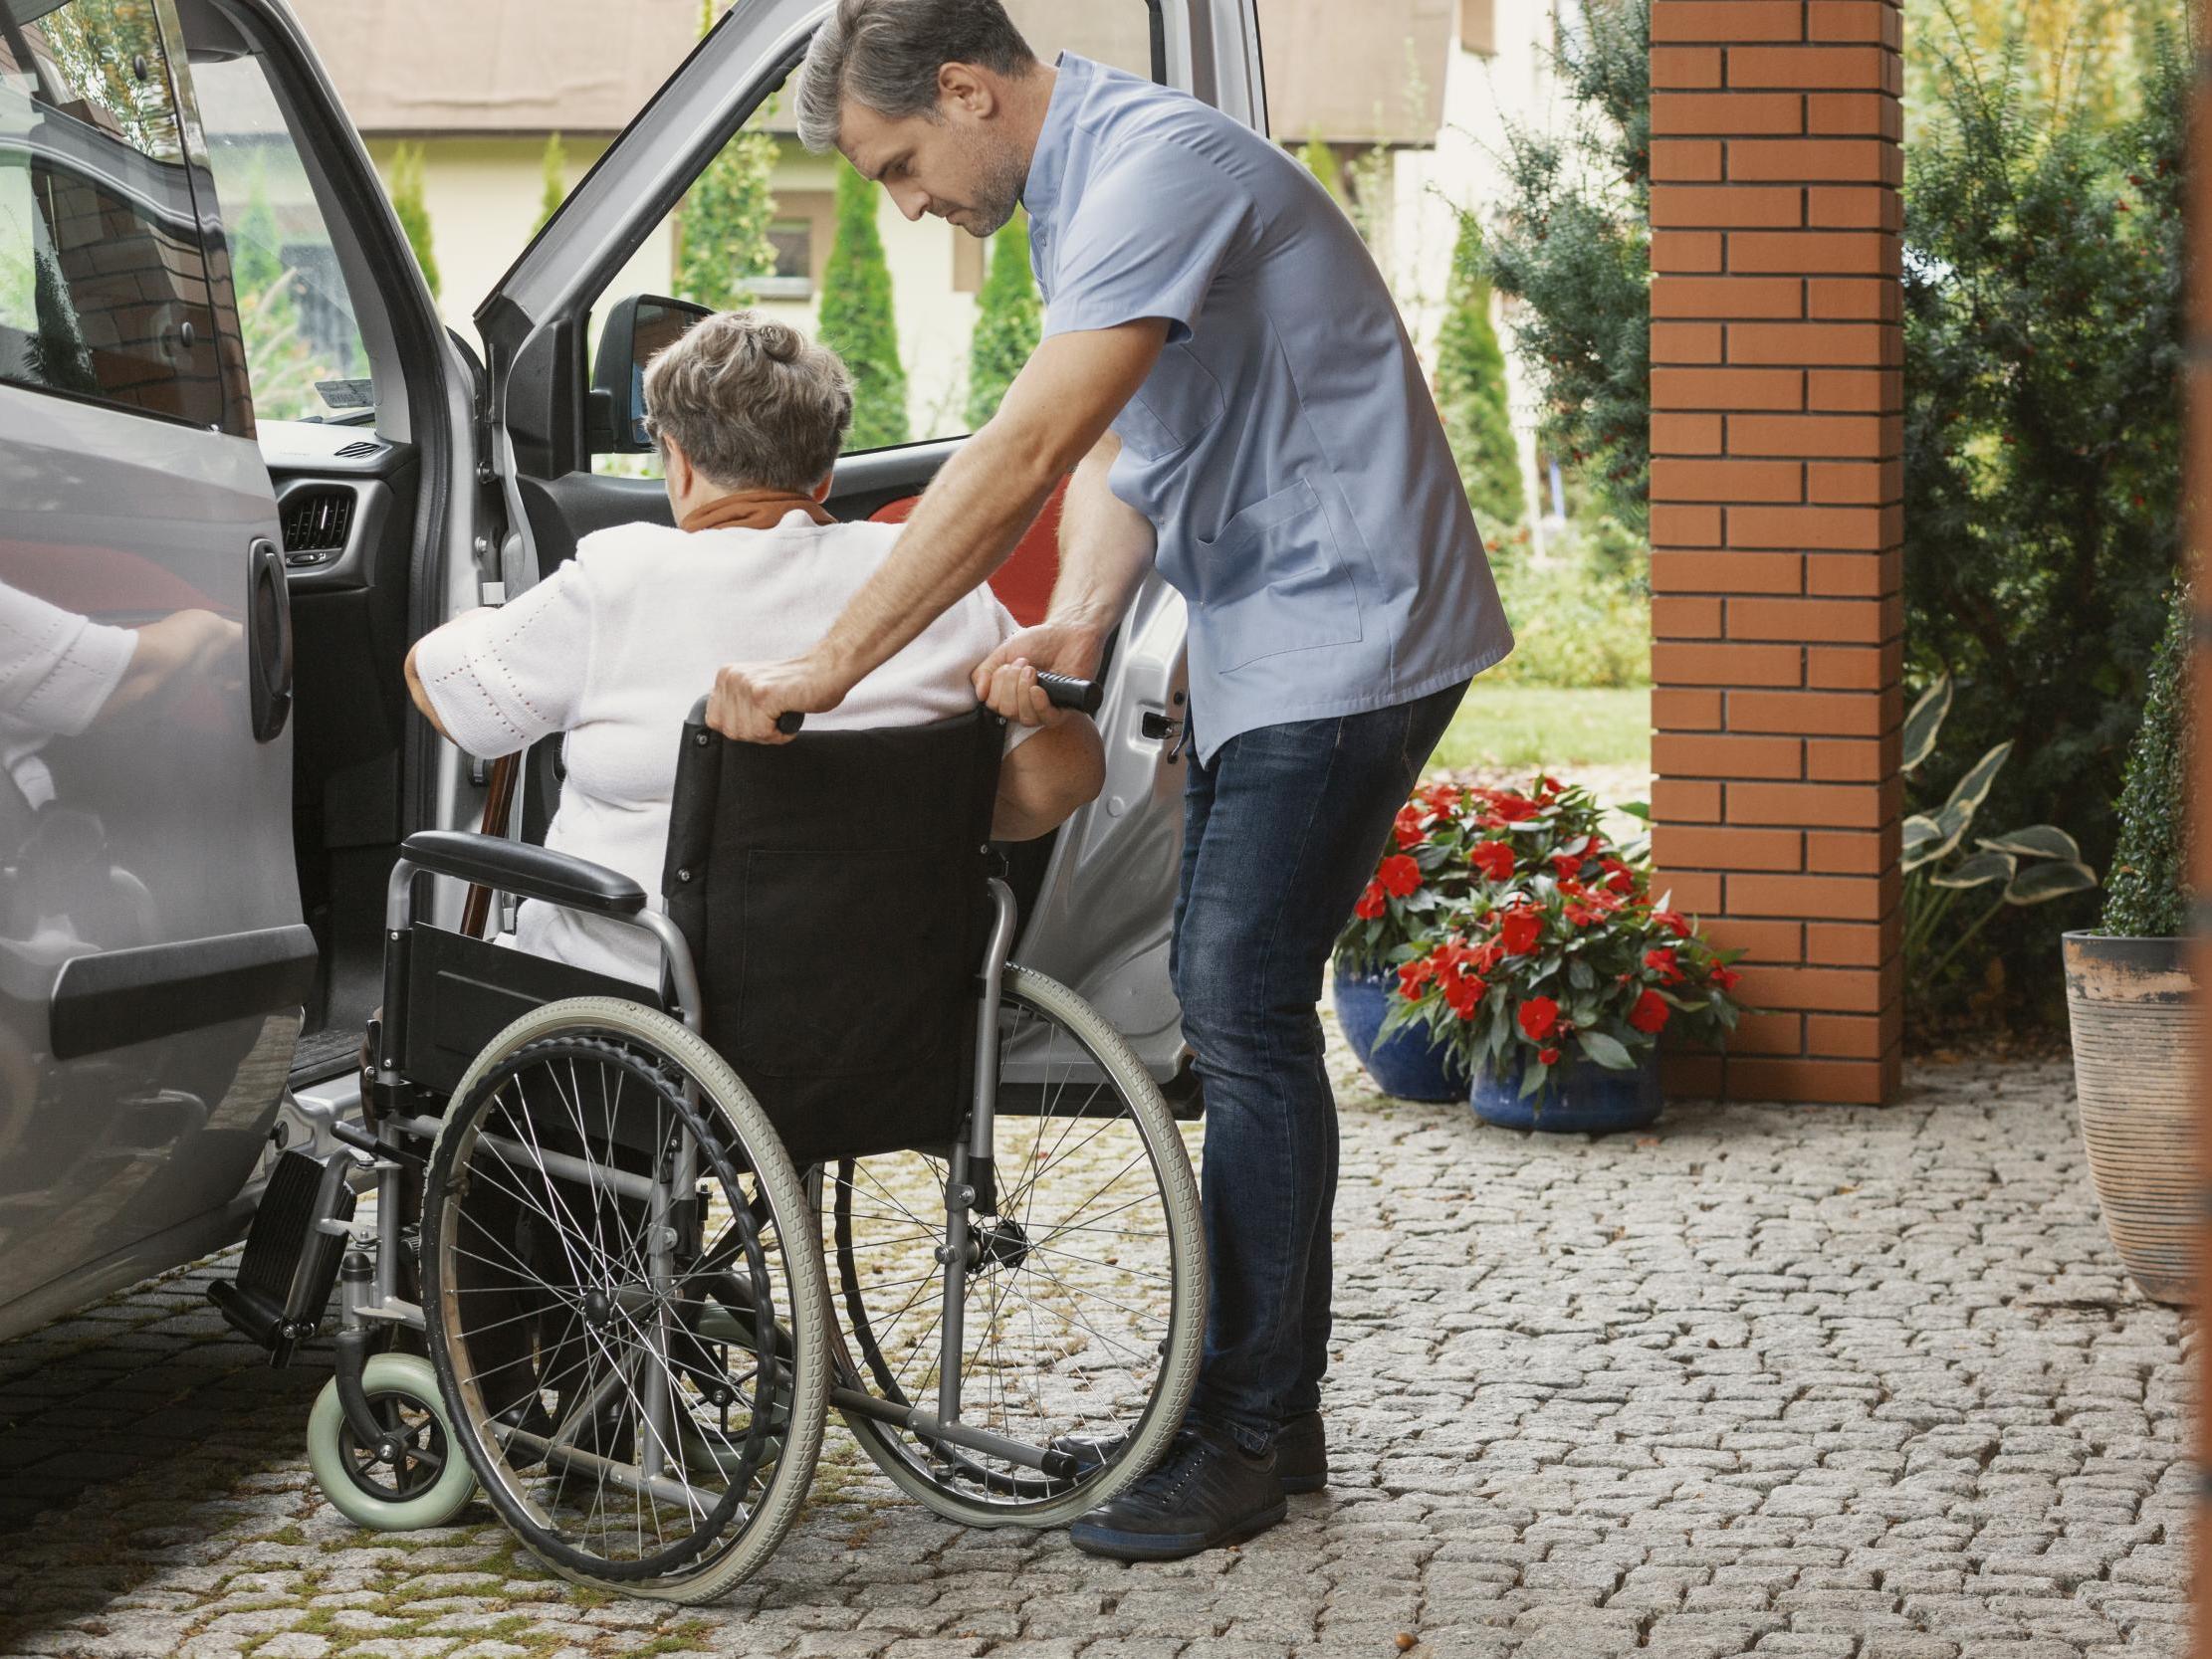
[1279,1470,1328,1495]
[1069,1497,1290,1561]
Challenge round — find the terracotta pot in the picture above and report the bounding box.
[2062,933,2197,1306]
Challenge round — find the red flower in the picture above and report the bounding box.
[1518,997,1561,1041]
[1711,965,1741,992]
[1354,881,1386,921]
[1499,908,1543,955]
[1550,852,1584,881]
[1565,903,1601,928]
[1537,1046,1561,1067]
[1419,782,1461,814]
[1441,971,1486,1018]
[1397,956,1437,995]
[1468,841,1516,883]
[1656,910,1691,939]
[1645,947,1685,985]
[1491,793,1539,823]
[1378,854,1422,899]
[1600,857,1637,895]
[1629,989,1671,1034]
[1393,804,1431,850]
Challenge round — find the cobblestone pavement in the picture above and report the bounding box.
[0,1043,2192,1659]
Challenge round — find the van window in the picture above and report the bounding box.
[188,50,371,425]
[0,0,227,426]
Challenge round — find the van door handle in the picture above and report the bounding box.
[247,536,294,743]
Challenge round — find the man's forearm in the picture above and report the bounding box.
[1046,435,1159,648]
[815,423,1062,684]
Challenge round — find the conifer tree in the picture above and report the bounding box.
[674,0,779,309]
[1297,132,1346,205]
[817,161,909,449]
[965,212,1038,428]
[1436,217,1524,525]
[535,131,567,233]
[386,142,439,299]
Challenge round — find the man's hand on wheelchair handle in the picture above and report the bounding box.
[974,623,1104,728]
[706,653,850,743]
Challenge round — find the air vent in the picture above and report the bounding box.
[282,490,352,555]
[333,439,380,460]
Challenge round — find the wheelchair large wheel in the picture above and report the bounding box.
[421,997,829,1603]
[827,964,1204,1528]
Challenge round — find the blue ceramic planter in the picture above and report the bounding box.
[1332,965,1468,1103]
[1471,1052,1663,1134]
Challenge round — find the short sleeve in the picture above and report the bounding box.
[411,562,596,758]
[1042,142,1245,345]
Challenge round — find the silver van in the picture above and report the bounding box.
[0,0,1260,1341]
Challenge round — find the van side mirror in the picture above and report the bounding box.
[588,294,713,454]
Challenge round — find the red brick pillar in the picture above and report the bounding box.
[1646,0,1905,1105]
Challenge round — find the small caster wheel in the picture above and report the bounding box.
[307,1350,477,1531]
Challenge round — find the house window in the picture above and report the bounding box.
[1459,0,1496,55]
[952,230,984,296]
[755,218,813,300]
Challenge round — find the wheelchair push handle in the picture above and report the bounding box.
[772,673,1100,735]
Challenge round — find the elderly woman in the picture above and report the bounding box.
[403,311,1103,985]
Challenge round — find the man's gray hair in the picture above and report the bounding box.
[794,0,1037,155]
[642,311,853,493]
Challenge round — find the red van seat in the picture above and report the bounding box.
[869,475,1065,628]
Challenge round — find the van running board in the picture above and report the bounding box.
[208,1148,355,1367]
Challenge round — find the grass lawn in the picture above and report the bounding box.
[1428,685,1652,774]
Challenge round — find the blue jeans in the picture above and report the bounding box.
[1171,681,1469,1453]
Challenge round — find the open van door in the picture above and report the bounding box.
[471,0,1269,1089]
[0,0,317,1337]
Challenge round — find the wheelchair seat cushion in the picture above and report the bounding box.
[663,709,1004,1165]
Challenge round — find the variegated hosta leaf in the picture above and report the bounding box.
[1902,800,1974,873]
[1975,824,2082,863]
[1929,850,2016,890]
[1901,674,1953,773]
[2004,860,2100,905]
[1941,740,2014,819]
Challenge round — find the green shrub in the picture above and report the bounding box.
[1487,532,1651,690]
[2101,583,2192,936]
[1901,17,2186,1000]
[965,212,1038,429]
[385,142,439,299]
[535,131,567,234]
[818,162,909,450]
[1480,0,1650,532]
[1436,220,1525,526]
[1297,132,1346,205]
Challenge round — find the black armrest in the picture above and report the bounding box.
[401,831,647,919]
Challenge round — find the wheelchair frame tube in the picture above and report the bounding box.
[936,877,1020,1426]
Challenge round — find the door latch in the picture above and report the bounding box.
[1140,711,1190,762]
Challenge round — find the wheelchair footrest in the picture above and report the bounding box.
[209,1147,356,1366]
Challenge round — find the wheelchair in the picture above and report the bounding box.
[210,683,1205,1602]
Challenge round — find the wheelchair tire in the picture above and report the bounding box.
[307,1351,478,1532]
[420,997,830,1604]
[828,963,1205,1529]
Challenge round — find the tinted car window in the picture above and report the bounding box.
[0,0,227,425]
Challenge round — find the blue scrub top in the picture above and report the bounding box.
[1022,54,1513,764]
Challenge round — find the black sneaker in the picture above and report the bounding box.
[1067,1426,1286,1560]
[1274,1410,1328,1494]
[1053,1410,1329,1493]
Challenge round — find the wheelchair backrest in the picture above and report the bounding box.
[662,708,1006,1166]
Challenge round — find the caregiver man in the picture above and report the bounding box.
[706,0,1512,1559]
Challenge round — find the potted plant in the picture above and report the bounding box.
[2064,584,2195,1306]
[1332,780,1483,1101]
[1383,777,1746,1133]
